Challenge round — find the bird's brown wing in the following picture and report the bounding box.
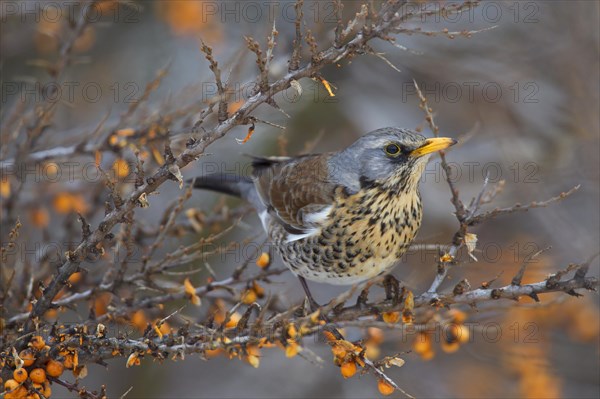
[251,154,337,235]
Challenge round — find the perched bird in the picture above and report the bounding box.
[191,127,456,306]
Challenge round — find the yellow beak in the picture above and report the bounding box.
[410,137,457,157]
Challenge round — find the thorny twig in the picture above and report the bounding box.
[1,1,596,397]
[17,0,425,342]
[413,80,581,298]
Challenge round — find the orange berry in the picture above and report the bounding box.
[413,332,431,355]
[367,327,385,345]
[112,158,130,179]
[252,280,265,298]
[44,309,58,321]
[322,330,337,343]
[53,193,73,214]
[441,339,460,354]
[331,344,347,360]
[256,252,270,268]
[0,179,10,198]
[130,310,148,332]
[340,361,357,378]
[26,393,41,399]
[455,324,470,344]
[94,292,112,316]
[420,349,435,361]
[365,344,380,360]
[19,349,36,367]
[30,208,49,228]
[447,308,467,324]
[63,354,74,369]
[70,193,88,214]
[4,379,19,392]
[382,311,400,324]
[29,369,46,384]
[53,192,89,214]
[241,289,257,304]
[42,382,51,398]
[45,359,64,377]
[68,272,82,284]
[13,368,28,383]
[377,379,395,396]
[29,336,45,351]
[5,386,27,399]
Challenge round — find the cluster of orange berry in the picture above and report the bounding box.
[325,328,397,396]
[1,336,68,399]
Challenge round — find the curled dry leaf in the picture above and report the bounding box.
[183,278,201,306]
[464,233,478,261]
[96,323,106,338]
[285,341,301,358]
[126,352,141,368]
[290,79,302,97]
[388,357,405,368]
[11,347,24,369]
[168,164,184,189]
[440,252,454,263]
[137,192,150,208]
[247,353,260,368]
[318,77,336,97]
[151,147,165,165]
[73,359,88,379]
[236,123,256,144]
[153,324,164,339]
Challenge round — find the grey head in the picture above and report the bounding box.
[328,127,456,194]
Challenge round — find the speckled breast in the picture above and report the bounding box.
[270,186,423,285]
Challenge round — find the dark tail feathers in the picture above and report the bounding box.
[189,174,252,198]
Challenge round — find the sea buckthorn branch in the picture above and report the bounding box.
[18,0,467,342]
[4,1,595,398]
[250,262,598,332]
[465,185,581,227]
[1,248,595,396]
[6,267,288,326]
[413,78,582,296]
[48,377,105,399]
[0,0,100,233]
[3,261,593,398]
[433,265,597,306]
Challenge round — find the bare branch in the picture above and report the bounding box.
[467,185,581,226]
[289,0,304,71]
[200,41,228,123]
[414,79,466,221]
[511,246,552,286]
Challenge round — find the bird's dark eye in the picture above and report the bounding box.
[384,143,401,156]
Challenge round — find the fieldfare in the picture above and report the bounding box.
[191,127,456,307]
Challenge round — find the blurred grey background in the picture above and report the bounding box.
[1,1,598,398]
